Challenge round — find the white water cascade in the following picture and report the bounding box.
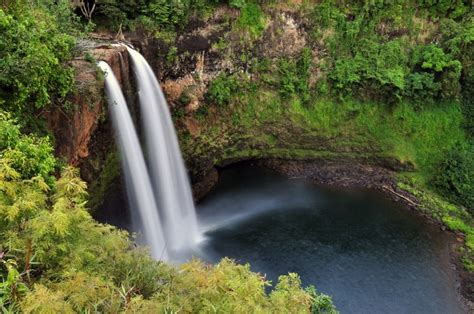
[98,61,168,260]
[127,48,199,260]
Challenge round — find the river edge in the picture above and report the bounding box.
[193,158,473,311]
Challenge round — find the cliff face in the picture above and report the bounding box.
[130,7,311,113]
[51,5,412,201]
[124,7,410,180]
[44,44,129,166]
[45,7,314,183]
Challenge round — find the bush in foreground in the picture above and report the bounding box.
[0,112,336,313]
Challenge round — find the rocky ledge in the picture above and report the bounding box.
[43,42,129,167]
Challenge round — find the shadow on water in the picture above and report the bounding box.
[196,164,465,314]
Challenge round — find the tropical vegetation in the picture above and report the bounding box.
[1,0,473,311]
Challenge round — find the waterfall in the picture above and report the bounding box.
[127,48,199,260]
[98,61,168,260]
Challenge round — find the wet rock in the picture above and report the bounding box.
[192,167,219,201]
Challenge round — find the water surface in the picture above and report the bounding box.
[197,164,464,314]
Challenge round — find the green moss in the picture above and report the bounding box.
[219,148,386,165]
[288,98,466,175]
[190,76,466,181]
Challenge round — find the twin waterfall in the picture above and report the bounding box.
[98,48,198,261]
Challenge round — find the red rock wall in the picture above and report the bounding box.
[44,44,129,166]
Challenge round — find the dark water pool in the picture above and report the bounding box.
[197,164,464,314]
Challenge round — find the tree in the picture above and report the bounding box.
[71,0,95,21]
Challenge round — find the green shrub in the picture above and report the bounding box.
[434,143,474,211]
[236,2,265,39]
[96,0,216,32]
[403,72,440,105]
[95,0,131,29]
[310,1,468,105]
[207,72,240,106]
[0,112,56,183]
[420,0,470,19]
[328,39,407,102]
[416,44,453,72]
[36,0,87,35]
[306,285,338,314]
[278,48,312,104]
[142,0,188,28]
[412,44,462,100]
[0,7,75,117]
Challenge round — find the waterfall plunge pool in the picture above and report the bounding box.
[196,164,464,314]
[97,163,465,313]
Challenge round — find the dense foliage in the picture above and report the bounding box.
[94,0,217,31]
[310,1,472,106]
[278,48,312,105]
[0,112,55,183]
[206,72,242,106]
[0,3,76,118]
[434,143,474,210]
